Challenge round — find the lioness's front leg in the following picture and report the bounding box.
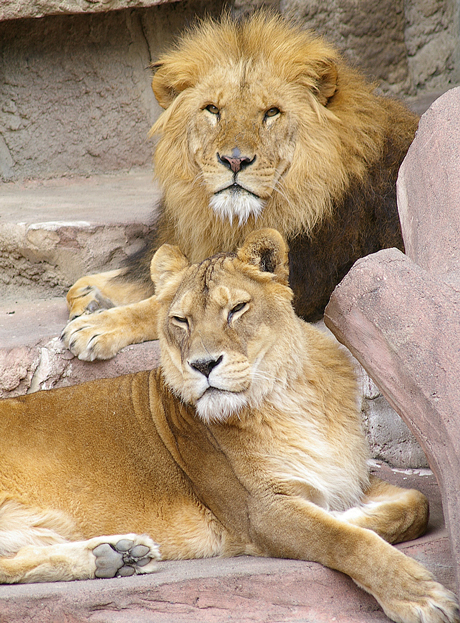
[0,534,160,584]
[61,296,161,361]
[250,497,459,623]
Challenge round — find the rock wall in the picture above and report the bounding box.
[236,0,460,97]
[0,0,227,182]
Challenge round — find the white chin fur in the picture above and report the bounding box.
[210,189,264,225]
[196,390,248,424]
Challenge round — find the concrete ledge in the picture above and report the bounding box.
[0,170,159,301]
[0,0,181,22]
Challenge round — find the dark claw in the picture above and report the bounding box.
[86,334,101,348]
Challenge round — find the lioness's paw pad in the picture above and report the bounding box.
[93,537,160,579]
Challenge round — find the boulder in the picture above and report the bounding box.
[325,87,460,591]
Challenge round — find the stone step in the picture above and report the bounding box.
[0,168,160,303]
[0,169,163,397]
[0,463,453,622]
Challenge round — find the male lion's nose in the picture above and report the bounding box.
[217,153,256,174]
[190,355,223,378]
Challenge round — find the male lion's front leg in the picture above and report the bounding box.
[251,497,459,623]
[61,296,161,361]
[0,534,160,584]
[67,269,154,320]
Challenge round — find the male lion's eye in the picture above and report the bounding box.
[205,104,219,115]
[265,107,280,119]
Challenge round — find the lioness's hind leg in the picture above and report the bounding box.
[335,475,429,544]
[0,534,160,584]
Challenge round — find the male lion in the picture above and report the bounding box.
[62,11,418,361]
[1,229,458,623]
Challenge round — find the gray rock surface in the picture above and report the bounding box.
[1,0,180,21]
[0,0,227,182]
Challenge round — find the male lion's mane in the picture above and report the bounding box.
[126,11,418,321]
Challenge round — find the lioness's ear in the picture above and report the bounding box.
[237,229,289,284]
[151,60,195,109]
[150,244,190,290]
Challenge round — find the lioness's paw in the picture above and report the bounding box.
[61,310,125,361]
[92,535,160,579]
[383,577,459,623]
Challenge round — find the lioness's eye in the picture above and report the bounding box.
[205,104,219,115]
[172,316,188,328]
[265,107,280,119]
[228,302,248,322]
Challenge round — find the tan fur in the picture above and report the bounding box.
[2,229,459,622]
[62,11,418,361]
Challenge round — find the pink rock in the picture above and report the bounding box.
[325,87,460,592]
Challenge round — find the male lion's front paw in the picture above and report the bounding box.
[61,309,127,361]
[92,535,160,579]
[67,284,115,321]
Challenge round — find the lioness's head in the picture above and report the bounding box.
[151,229,304,423]
[150,12,381,244]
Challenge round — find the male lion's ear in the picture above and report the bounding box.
[150,244,190,290]
[237,229,289,284]
[296,56,338,107]
[151,60,194,109]
[315,58,338,105]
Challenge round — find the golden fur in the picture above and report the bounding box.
[1,229,458,623]
[62,12,418,361]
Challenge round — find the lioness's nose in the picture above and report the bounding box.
[190,355,223,378]
[217,153,256,173]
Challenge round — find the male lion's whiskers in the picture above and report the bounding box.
[251,370,278,383]
[273,179,295,212]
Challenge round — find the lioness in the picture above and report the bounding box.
[62,11,418,361]
[1,229,458,623]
